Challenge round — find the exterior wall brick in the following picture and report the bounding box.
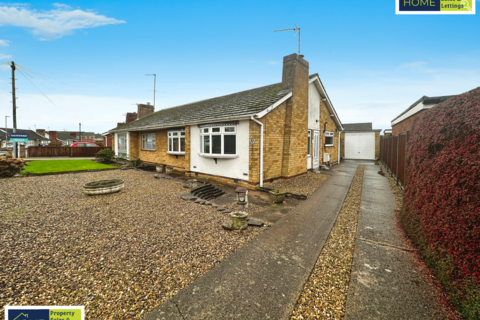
[128,132,139,159]
[392,110,425,135]
[320,99,339,164]
[249,101,287,184]
[134,127,190,170]
[186,172,254,189]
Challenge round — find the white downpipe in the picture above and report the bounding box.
[338,131,341,163]
[250,116,264,187]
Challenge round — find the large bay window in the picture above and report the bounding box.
[325,131,334,146]
[168,130,185,154]
[200,126,236,157]
[142,133,156,150]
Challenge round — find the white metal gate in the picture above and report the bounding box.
[313,130,320,168]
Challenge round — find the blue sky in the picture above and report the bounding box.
[0,0,479,134]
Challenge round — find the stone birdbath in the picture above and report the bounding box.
[270,190,287,203]
[223,211,249,230]
[83,179,124,195]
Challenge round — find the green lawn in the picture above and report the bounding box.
[23,160,117,174]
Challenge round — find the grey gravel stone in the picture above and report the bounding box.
[247,219,264,227]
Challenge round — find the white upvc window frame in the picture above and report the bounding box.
[325,131,335,147]
[141,133,156,151]
[199,126,238,159]
[307,130,312,156]
[116,132,129,158]
[167,130,186,155]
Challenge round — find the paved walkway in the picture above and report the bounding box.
[144,162,359,320]
[345,164,448,319]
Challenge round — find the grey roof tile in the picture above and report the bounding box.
[115,83,292,131]
[343,123,373,131]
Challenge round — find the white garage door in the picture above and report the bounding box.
[345,132,375,160]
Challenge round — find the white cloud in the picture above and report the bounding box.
[0,39,9,46]
[0,4,125,40]
[0,53,12,59]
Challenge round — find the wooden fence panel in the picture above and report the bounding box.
[392,136,398,178]
[27,147,112,157]
[27,147,70,157]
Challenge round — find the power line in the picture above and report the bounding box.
[16,68,56,106]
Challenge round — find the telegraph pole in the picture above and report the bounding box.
[10,61,17,157]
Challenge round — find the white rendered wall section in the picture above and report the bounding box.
[190,120,250,181]
[308,82,321,130]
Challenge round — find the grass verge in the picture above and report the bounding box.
[22,160,117,174]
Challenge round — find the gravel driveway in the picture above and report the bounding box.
[0,170,263,319]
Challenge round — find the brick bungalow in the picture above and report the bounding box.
[110,53,343,187]
[391,95,456,135]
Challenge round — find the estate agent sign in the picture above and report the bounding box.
[9,133,28,143]
[396,0,475,14]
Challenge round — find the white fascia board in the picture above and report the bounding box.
[111,115,253,133]
[254,92,293,119]
[309,76,344,130]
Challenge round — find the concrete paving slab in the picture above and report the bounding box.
[345,164,448,320]
[144,161,359,320]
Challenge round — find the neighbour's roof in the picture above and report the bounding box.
[343,123,373,131]
[392,95,456,122]
[113,83,293,131]
[56,132,78,141]
[0,128,50,141]
[94,134,102,139]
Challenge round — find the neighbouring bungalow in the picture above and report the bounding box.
[0,128,50,148]
[110,53,343,187]
[391,95,456,135]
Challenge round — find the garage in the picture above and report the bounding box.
[341,123,381,160]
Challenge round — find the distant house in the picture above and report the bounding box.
[383,129,392,136]
[43,130,97,145]
[340,123,381,160]
[0,128,50,148]
[391,95,456,135]
[109,53,344,187]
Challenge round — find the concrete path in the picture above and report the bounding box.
[345,164,448,319]
[144,162,360,320]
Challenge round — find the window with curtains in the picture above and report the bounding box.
[168,131,185,154]
[141,133,156,150]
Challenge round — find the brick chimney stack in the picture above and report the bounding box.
[49,131,57,142]
[36,129,46,137]
[138,103,155,119]
[280,53,309,178]
[126,112,138,124]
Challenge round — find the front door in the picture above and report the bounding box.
[313,130,320,168]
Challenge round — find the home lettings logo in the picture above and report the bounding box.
[396,0,476,14]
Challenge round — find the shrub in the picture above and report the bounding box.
[404,87,480,319]
[95,149,115,163]
[0,155,25,177]
[96,141,105,147]
[48,141,63,147]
